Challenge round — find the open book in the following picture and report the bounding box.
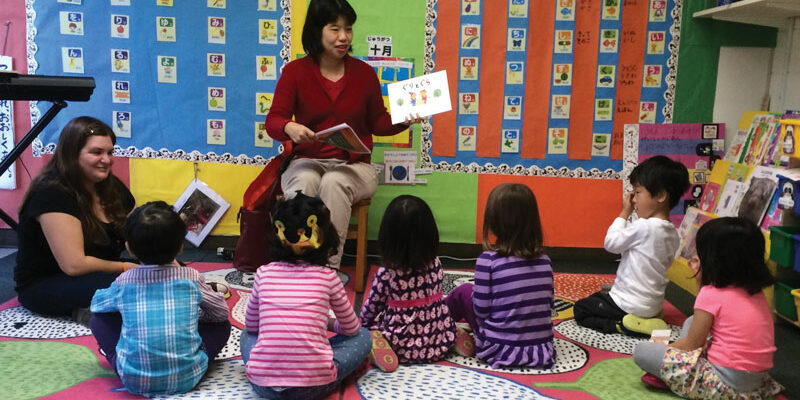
[315,123,370,154]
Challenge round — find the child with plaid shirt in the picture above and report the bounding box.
[89,201,231,396]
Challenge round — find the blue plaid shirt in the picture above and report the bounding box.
[91,265,218,396]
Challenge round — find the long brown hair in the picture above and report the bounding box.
[482,183,544,258]
[21,116,128,245]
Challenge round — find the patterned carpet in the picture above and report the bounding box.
[0,263,788,399]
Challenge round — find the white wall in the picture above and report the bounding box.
[713,46,772,148]
[769,17,800,113]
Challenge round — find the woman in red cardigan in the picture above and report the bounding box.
[265,0,422,268]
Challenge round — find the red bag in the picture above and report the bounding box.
[233,142,293,272]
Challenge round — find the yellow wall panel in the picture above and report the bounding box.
[130,159,263,236]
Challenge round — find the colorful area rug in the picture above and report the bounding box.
[0,263,788,399]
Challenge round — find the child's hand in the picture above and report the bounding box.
[619,191,634,219]
[327,317,336,331]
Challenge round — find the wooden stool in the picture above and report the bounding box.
[347,199,370,292]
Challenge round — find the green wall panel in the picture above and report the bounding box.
[368,172,478,244]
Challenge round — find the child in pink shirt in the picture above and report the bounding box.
[633,217,783,398]
[240,193,370,399]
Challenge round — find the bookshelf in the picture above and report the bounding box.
[693,0,800,28]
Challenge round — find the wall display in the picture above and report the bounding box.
[623,123,726,226]
[425,0,682,178]
[28,0,289,164]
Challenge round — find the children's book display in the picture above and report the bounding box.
[724,112,800,167]
[676,113,800,261]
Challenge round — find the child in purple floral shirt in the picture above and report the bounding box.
[359,195,456,372]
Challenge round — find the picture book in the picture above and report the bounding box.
[676,207,713,260]
[315,123,370,154]
[724,128,750,163]
[387,70,452,124]
[761,185,783,232]
[737,166,779,226]
[714,179,749,217]
[698,182,721,213]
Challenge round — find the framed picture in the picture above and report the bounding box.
[173,180,230,247]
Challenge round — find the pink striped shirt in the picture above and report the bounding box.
[244,262,360,387]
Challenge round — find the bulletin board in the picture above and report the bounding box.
[27,0,289,164]
[423,0,681,178]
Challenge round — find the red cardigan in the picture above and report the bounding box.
[265,55,406,163]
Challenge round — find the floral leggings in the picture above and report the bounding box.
[633,316,783,399]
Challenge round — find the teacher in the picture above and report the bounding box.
[14,116,136,318]
[266,0,423,268]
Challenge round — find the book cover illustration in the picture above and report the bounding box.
[737,166,779,227]
[387,70,452,124]
[713,179,749,218]
[315,123,371,154]
[676,208,713,260]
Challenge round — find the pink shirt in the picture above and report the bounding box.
[694,285,775,372]
[244,262,360,387]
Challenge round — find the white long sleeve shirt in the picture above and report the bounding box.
[605,217,680,317]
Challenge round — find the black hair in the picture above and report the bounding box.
[629,155,690,209]
[695,217,773,295]
[125,201,186,265]
[378,195,439,271]
[301,0,357,62]
[483,183,544,258]
[270,192,339,266]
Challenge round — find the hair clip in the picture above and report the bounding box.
[275,214,322,255]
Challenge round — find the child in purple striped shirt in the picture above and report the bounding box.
[445,183,556,369]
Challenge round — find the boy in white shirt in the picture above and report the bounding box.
[574,155,689,336]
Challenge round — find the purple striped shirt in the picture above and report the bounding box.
[472,252,555,369]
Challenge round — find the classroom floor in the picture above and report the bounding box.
[0,243,797,399]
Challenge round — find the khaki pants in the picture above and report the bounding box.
[281,158,377,268]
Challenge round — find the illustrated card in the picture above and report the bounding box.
[112,80,130,104]
[157,16,176,42]
[208,87,226,112]
[60,11,84,35]
[207,53,225,77]
[459,92,478,115]
[62,47,84,74]
[256,56,276,80]
[548,128,568,154]
[112,111,131,138]
[207,119,226,145]
[460,57,479,80]
[501,129,520,153]
[208,17,226,44]
[259,19,278,44]
[111,14,129,39]
[111,49,130,73]
[506,61,524,84]
[157,55,177,83]
[255,122,273,148]
[458,126,477,151]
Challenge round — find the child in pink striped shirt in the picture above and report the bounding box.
[240,192,371,399]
